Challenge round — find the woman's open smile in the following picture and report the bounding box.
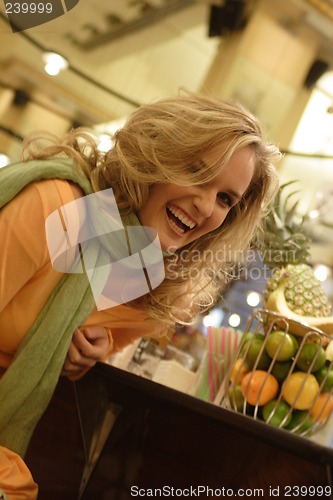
[166,204,197,235]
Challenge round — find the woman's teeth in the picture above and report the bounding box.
[166,205,196,234]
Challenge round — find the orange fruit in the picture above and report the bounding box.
[241,370,279,406]
[282,372,320,410]
[310,393,333,423]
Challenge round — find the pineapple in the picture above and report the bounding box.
[261,182,333,337]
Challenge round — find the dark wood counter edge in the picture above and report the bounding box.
[90,361,333,467]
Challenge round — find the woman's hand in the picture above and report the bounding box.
[61,326,110,379]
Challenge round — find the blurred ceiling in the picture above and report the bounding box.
[0,0,221,125]
[0,0,333,127]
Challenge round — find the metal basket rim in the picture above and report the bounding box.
[252,308,333,340]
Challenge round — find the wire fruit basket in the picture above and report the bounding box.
[216,309,333,437]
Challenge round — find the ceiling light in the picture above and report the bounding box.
[309,209,320,219]
[314,264,332,282]
[246,291,261,307]
[202,307,224,328]
[42,52,69,76]
[94,117,127,136]
[228,313,241,328]
[0,154,10,168]
[97,134,113,153]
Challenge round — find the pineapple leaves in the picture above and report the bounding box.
[284,198,300,227]
[261,180,311,268]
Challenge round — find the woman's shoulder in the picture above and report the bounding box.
[33,178,84,215]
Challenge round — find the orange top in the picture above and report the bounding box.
[0,178,163,375]
[0,446,38,499]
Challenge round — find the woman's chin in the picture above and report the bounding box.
[160,234,192,253]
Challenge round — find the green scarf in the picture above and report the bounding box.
[0,158,141,457]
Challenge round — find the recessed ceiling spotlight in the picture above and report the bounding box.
[42,52,69,76]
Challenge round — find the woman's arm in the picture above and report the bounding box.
[0,183,49,314]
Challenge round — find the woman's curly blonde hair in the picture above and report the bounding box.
[22,89,281,330]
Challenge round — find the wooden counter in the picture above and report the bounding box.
[25,362,333,499]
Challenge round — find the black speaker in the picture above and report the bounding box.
[208,1,247,38]
[13,89,29,106]
[304,59,329,88]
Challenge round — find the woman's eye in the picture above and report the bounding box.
[217,192,233,207]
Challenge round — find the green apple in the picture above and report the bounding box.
[271,360,293,383]
[265,330,298,361]
[263,400,292,428]
[315,364,333,392]
[296,343,326,373]
[244,337,271,370]
[228,385,245,412]
[287,410,313,434]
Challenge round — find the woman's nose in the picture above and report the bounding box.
[193,188,216,218]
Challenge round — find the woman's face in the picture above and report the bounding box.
[138,144,255,252]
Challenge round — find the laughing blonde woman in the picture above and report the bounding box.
[0,89,280,458]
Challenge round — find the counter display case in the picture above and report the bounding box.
[25,362,333,499]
